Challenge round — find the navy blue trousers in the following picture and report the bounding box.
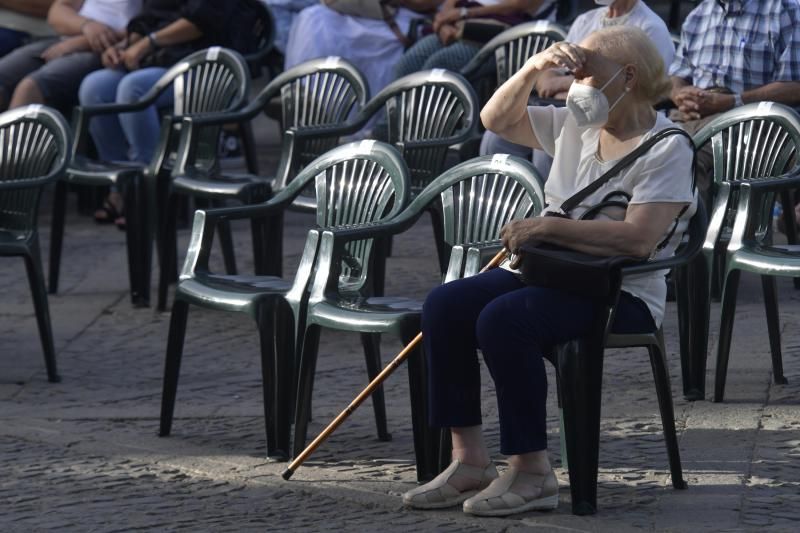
[422,268,656,455]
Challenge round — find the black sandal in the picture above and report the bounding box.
[94,199,123,224]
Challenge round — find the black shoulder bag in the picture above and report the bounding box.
[518,127,694,299]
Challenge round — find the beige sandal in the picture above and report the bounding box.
[462,467,559,516]
[402,460,498,509]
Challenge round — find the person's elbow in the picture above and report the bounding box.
[480,107,516,137]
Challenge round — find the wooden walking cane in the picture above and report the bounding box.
[282,248,509,480]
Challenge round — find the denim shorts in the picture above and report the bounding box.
[0,38,101,109]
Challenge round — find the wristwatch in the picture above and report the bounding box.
[147,32,160,50]
[733,93,744,107]
[459,6,469,19]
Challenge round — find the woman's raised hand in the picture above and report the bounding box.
[527,42,586,73]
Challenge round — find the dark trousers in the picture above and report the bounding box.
[422,268,655,455]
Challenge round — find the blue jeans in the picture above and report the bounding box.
[78,67,172,163]
[394,34,481,78]
[422,268,655,455]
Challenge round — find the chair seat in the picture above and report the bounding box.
[172,172,273,201]
[176,273,291,313]
[67,157,146,186]
[309,295,423,333]
[0,228,32,254]
[731,244,800,276]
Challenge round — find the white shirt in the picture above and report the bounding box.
[565,0,675,66]
[79,0,142,32]
[525,105,696,326]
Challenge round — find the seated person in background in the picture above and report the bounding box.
[79,0,243,226]
[393,0,557,79]
[0,0,141,110]
[0,0,55,57]
[480,0,673,176]
[669,0,800,196]
[259,0,316,57]
[284,1,443,96]
[403,26,695,517]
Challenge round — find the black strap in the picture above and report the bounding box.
[380,0,412,48]
[558,127,693,216]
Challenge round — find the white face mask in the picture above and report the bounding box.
[594,0,614,5]
[566,67,629,128]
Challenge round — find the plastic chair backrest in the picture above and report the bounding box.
[694,103,800,240]
[273,57,370,189]
[461,21,566,104]
[360,69,479,191]
[394,154,545,278]
[146,47,250,174]
[274,140,410,292]
[694,102,800,185]
[239,0,276,78]
[0,105,71,235]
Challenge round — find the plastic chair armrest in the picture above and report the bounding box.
[740,172,800,193]
[398,127,475,151]
[0,168,63,190]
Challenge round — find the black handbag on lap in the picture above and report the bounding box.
[518,127,694,299]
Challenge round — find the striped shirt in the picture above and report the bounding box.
[669,0,800,93]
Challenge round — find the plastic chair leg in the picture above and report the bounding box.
[714,269,741,402]
[240,121,260,175]
[648,332,687,489]
[123,180,148,307]
[292,324,321,458]
[556,338,604,515]
[360,333,391,441]
[251,216,269,276]
[217,217,237,276]
[258,304,290,461]
[48,180,68,294]
[675,254,709,400]
[404,325,442,483]
[157,193,180,311]
[159,299,190,436]
[262,212,284,278]
[24,240,59,383]
[761,275,787,385]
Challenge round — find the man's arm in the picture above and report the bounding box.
[743,81,800,108]
[46,0,86,35]
[398,0,444,11]
[0,0,54,18]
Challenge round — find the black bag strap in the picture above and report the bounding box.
[556,127,693,216]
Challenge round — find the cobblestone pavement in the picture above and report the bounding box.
[3,150,800,531]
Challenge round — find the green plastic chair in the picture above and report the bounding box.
[549,199,707,515]
[158,140,410,460]
[291,154,546,481]
[0,105,72,382]
[460,20,567,107]
[157,57,369,310]
[696,103,800,401]
[49,47,250,307]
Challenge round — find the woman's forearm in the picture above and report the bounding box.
[538,217,655,257]
[463,0,541,17]
[150,18,202,47]
[481,60,540,133]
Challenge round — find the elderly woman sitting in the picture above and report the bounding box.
[402,26,696,516]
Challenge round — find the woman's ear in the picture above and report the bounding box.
[625,64,638,91]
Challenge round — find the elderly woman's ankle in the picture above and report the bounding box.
[451,447,491,468]
[507,451,552,475]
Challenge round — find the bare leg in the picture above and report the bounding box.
[449,425,491,491]
[9,77,45,108]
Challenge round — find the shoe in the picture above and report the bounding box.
[462,467,559,516]
[402,460,498,510]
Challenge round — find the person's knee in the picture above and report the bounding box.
[422,282,460,325]
[8,76,44,108]
[115,74,141,104]
[475,299,525,360]
[79,70,113,106]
